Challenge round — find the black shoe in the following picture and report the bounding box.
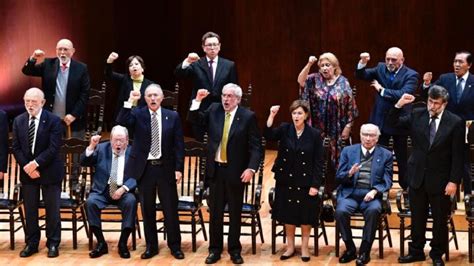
[118,243,130,259]
[230,253,244,264]
[280,252,295,260]
[356,252,371,265]
[301,256,311,262]
[47,246,59,258]
[205,252,221,264]
[171,249,185,260]
[19,245,38,257]
[339,249,357,263]
[89,242,108,258]
[398,254,426,263]
[140,248,158,259]
[432,257,445,266]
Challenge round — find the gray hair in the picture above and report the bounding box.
[360,123,381,137]
[24,87,45,100]
[428,85,449,103]
[110,125,129,139]
[144,83,164,97]
[222,83,242,98]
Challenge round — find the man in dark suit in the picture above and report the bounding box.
[175,31,238,141]
[389,86,464,266]
[355,47,419,190]
[421,51,474,194]
[80,125,136,259]
[12,88,64,258]
[116,84,185,260]
[335,124,393,265]
[22,39,90,137]
[0,110,8,180]
[188,83,262,264]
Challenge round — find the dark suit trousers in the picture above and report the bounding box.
[86,191,137,230]
[379,134,408,189]
[463,144,472,194]
[138,162,181,252]
[334,189,382,252]
[23,183,61,248]
[208,164,245,254]
[408,184,451,259]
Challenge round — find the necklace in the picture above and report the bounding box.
[296,128,304,138]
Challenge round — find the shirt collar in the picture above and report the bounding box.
[29,108,42,120]
[361,145,375,155]
[458,72,469,81]
[206,56,219,64]
[132,75,144,82]
[149,107,161,116]
[388,64,403,75]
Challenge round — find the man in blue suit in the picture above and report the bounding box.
[335,124,393,265]
[421,51,474,194]
[0,110,8,180]
[12,88,64,258]
[80,125,136,259]
[116,84,185,260]
[175,31,238,141]
[355,47,419,190]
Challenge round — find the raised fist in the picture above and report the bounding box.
[186,53,200,63]
[107,52,119,63]
[359,52,370,64]
[31,49,45,60]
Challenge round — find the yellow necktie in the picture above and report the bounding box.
[220,112,231,162]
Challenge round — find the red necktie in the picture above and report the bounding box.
[61,63,68,72]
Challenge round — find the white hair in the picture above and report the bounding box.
[222,83,242,98]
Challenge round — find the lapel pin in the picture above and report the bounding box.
[165,116,168,120]
[377,159,380,162]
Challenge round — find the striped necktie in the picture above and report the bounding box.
[28,116,36,153]
[108,154,119,198]
[150,112,161,157]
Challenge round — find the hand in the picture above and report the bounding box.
[396,93,416,107]
[29,170,40,179]
[195,89,210,102]
[0,172,3,180]
[341,125,351,140]
[359,52,370,64]
[308,187,318,196]
[363,189,378,202]
[423,72,433,86]
[112,187,126,200]
[64,114,76,126]
[31,49,45,60]
[107,52,119,63]
[186,53,200,64]
[23,161,37,175]
[269,105,280,117]
[88,135,101,150]
[348,163,361,177]
[175,171,183,184]
[128,90,141,102]
[445,182,457,196]
[240,168,255,183]
[370,80,383,93]
[308,56,317,65]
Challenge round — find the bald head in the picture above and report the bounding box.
[56,38,75,64]
[24,88,45,117]
[385,47,404,72]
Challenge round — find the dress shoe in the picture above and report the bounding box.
[432,257,445,266]
[280,252,295,260]
[19,245,38,257]
[230,253,244,264]
[301,256,311,262]
[205,252,221,264]
[339,249,357,263]
[356,252,371,265]
[398,254,426,263]
[47,246,59,258]
[171,249,185,260]
[118,243,130,259]
[89,242,108,258]
[140,248,158,259]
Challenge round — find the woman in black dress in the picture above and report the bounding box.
[265,100,323,262]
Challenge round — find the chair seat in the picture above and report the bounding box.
[0,199,20,209]
[221,203,257,213]
[39,198,82,208]
[156,200,200,212]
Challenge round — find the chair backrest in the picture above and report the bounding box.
[321,137,331,186]
[1,137,21,201]
[243,137,265,207]
[240,84,252,109]
[85,82,106,140]
[60,138,89,200]
[162,82,179,111]
[179,138,207,201]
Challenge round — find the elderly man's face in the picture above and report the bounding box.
[453,53,471,78]
[385,49,404,72]
[56,39,75,64]
[202,37,220,60]
[111,131,128,155]
[24,92,45,117]
[360,127,379,150]
[145,86,163,112]
[221,89,240,112]
[427,97,447,117]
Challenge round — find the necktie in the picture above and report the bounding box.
[389,71,395,81]
[208,60,214,83]
[150,112,161,157]
[220,112,231,162]
[108,154,119,198]
[365,150,371,159]
[61,63,68,72]
[456,77,464,103]
[28,116,36,153]
[429,115,438,145]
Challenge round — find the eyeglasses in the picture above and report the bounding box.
[204,43,220,48]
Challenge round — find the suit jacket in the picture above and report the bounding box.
[116,106,184,181]
[336,144,393,199]
[188,103,262,184]
[355,62,419,135]
[105,63,155,113]
[264,123,323,188]
[432,72,474,121]
[22,57,90,131]
[175,56,238,111]
[12,110,64,184]
[80,142,136,194]
[0,110,8,173]
[387,107,464,193]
